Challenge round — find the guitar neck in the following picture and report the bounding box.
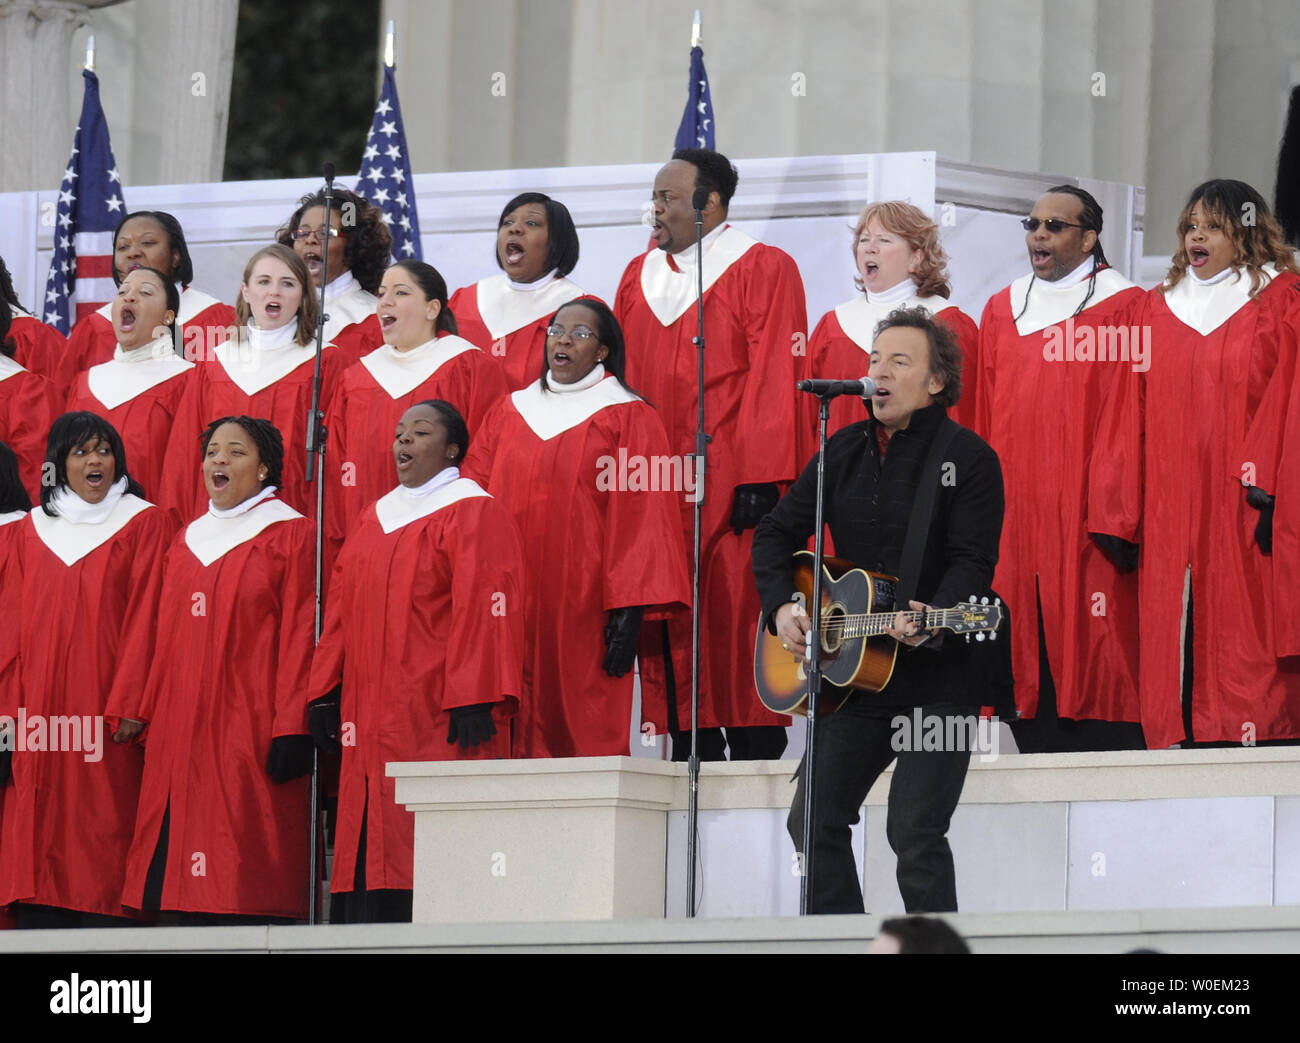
[827,608,964,640]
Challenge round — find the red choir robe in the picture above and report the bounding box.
[802,294,980,465]
[319,274,382,364]
[60,288,234,388]
[1092,267,1300,746]
[0,493,170,918]
[5,309,67,380]
[615,224,806,730]
[462,372,691,757]
[450,273,589,391]
[977,266,1145,726]
[324,335,507,544]
[116,496,314,918]
[309,475,524,893]
[0,509,27,930]
[65,334,195,525]
[160,333,348,518]
[0,354,60,504]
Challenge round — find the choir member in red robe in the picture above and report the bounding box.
[0,256,67,381]
[0,413,169,927]
[450,192,590,391]
[160,244,347,517]
[0,440,33,931]
[325,260,506,546]
[65,267,194,523]
[803,200,979,464]
[310,401,524,923]
[115,416,315,923]
[615,148,806,760]
[1092,180,1300,747]
[463,299,690,757]
[276,188,392,364]
[59,211,234,388]
[0,297,61,505]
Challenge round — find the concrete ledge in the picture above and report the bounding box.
[2,905,1298,954]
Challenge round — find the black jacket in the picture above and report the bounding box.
[751,403,1005,711]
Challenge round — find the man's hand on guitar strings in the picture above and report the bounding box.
[775,600,811,658]
[886,600,935,647]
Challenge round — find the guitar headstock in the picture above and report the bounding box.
[955,596,1003,641]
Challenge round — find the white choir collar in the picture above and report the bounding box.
[506,268,560,292]
[544,362,606,393]
[834,294,950,351]
[0,509,27,527]
[511,373,639,441]
[31,490,153,566]
[1049,257,1098,289]
[671,221,728,265]
[1162,263,1277,336]
[1189,265,1237,287]
[640,224,758,326]
[215,332,317,396]
[865,278,919,306]
[186,493,303,566]
[324,270,356,301]
[473,272,586,340]
[246,320,301,352]
[398,466,459,500]
[374,474,490,534]
[88,335,193,409]
[47,476,129,525]
[0,353,27,383]
[360,335,481,399]
[1008,266,1135,336]
[208,484,277,518]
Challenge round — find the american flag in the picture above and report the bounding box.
[674,45,715,151]
[44,69,124,334]
[355,64,422,261]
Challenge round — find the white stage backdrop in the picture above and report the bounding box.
[0,151,1144,341]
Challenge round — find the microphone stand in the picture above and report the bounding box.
[305,163,334,925]
[685,191,710,917]
[799,392,834,915]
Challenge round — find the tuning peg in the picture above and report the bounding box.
[965,633,971,643]
[968,595,976,603]
[981,596,989,605]
[990,631,997,640]
[976,632,985,642]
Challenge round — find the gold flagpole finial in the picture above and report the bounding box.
[85,33,95,71]
[384,20,395,68]
[691,10,701,48]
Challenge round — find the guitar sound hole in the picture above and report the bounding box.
[821,603,845,655]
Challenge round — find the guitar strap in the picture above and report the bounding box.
[894,416,960,610]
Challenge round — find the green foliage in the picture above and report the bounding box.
[224,0,381,182]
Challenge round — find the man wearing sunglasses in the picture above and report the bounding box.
[976,186,1146,753]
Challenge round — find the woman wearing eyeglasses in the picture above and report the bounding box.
[462,299,689,758]
[276,188,393,363]
[801,201,979,464]
[449,192,590,391]
[1091,179,1300,749]
[324,260,507,544]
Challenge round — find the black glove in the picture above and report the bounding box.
[603,606,645,677]
[730,483,780,534]
[447,703,498,750]
[1246,486,1275,555]
[1090,533,1139,573]
[265,734,315,783]
[308,689,341,754]
[0,748,11,787]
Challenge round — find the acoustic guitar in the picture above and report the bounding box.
[753,551,1003,716]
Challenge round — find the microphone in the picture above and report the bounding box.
[796,376,878,399]
[692,187,710,212]
[323,162,336,187]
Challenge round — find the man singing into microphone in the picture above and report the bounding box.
[752,306,1005,914]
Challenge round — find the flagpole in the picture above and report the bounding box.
[384,19,395,68]
[85,34,95,71]
[691,9,700,48]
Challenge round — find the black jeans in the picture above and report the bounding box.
[788,699,973,914]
